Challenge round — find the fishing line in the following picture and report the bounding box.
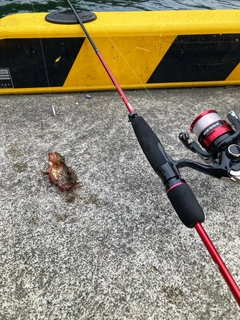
[67,0,134,113]
[78,0,184,148]
[97,28,157,100]
[78,0,165,115]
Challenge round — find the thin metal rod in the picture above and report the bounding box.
[195,222,240,305]
[66,0,135,114]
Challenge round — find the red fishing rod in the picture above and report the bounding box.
[66,0,240,305]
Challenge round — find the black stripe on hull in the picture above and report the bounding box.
[148,34,240,83]
[0,38,85,88]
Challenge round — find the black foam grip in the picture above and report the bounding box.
[131,116,166,170]
[167,183,205,228]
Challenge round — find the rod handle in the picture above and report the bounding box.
[130,115,205,228]
[167,182,204,228]
[130,115,167,170]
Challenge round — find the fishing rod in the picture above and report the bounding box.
[66,0,134,114]
[66,0,240,305]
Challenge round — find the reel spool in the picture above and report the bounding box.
[190,110,234,152]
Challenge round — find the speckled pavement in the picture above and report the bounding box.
[0,87,239,319]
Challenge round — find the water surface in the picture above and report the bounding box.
[1,0,240,18]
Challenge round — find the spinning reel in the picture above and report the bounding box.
[179,110,240,184]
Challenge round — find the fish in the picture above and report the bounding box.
[42,152,79,192]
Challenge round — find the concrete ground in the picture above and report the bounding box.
[0,87,239,319]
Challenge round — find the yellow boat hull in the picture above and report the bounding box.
[1,10,240,94]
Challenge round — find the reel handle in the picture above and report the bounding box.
[130,115,204,228]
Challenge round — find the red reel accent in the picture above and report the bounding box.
[201,123,233,148]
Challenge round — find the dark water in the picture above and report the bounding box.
[0,1,240,18]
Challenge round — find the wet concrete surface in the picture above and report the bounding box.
[0,87,239,319]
